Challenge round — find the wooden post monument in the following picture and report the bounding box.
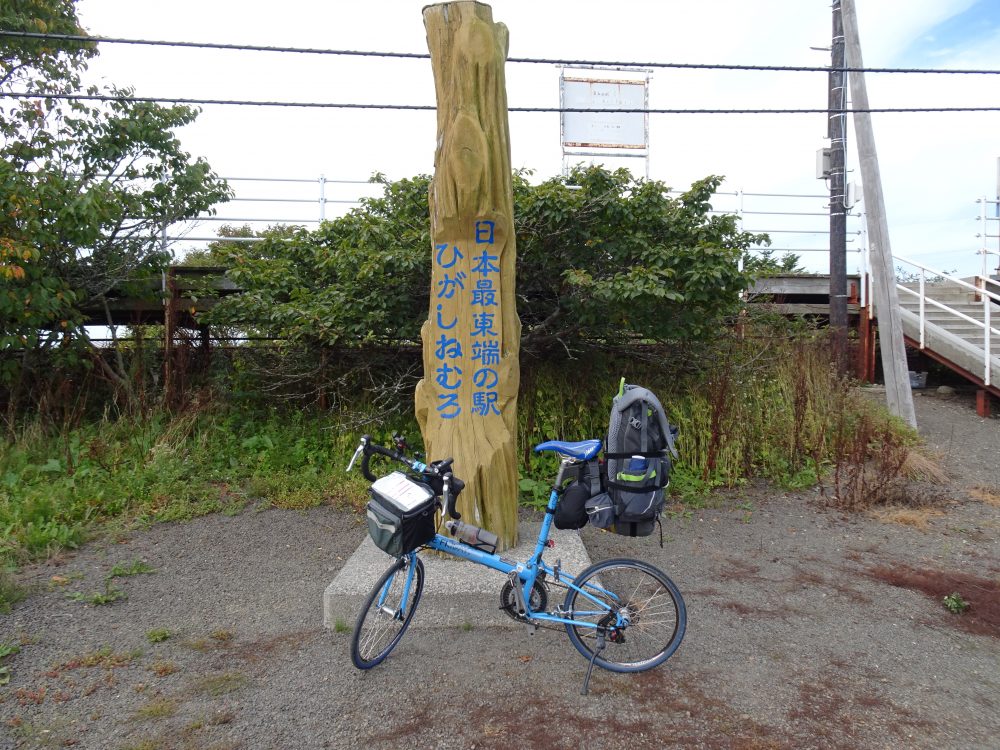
[415,2,521,549]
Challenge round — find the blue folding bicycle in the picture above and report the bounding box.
[346,434,686,694]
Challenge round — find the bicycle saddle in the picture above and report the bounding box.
[533,439,602,461]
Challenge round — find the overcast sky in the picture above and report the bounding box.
[73,0,1000,277]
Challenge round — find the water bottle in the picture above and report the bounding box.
[627,455,649,473]
[445,520,499,552]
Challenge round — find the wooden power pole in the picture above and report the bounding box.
[416,2,522,549]
[842,0,917,428]
[828,0,849,369]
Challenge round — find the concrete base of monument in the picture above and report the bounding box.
[322,523,593,630]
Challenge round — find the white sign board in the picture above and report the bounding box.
[561,77,647,150]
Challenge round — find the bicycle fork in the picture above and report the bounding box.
[378,556,418,620]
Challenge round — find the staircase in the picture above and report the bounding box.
[893,273,1000,391]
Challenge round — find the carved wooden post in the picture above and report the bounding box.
[416,2,521,549]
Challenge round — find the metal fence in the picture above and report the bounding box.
[165,174,867,274]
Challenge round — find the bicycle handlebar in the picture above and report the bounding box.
[349,435,463,520]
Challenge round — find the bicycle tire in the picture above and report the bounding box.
[350,555,425,669]
[563,557,686,673]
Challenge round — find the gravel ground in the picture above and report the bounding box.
[1,390,998,750]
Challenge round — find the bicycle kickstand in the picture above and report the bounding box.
[581,631,607,696]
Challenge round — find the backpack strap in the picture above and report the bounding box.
[585,461,602,496]
[604,450,666,459]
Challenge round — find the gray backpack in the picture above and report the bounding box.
[586,380,678,538]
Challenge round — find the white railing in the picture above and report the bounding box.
[163,175,382,245]
[893,254,1000,386]
[163,177,865,266]
[977,196,999,280]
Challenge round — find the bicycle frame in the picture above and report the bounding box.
[382,456,623,630]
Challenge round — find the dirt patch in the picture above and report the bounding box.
[867,564,1000,639]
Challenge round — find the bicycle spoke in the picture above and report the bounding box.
[350,557,424,669]
[563,559,686,673]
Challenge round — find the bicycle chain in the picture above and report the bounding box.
[498,576,580,632]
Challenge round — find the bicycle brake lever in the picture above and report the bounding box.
[346,440,365,473]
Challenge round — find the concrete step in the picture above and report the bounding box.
[897,304,995,323]
[323,522,593,631]
[913,323,1000,345]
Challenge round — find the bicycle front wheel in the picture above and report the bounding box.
[350,555,425,670]
[563,558,686,673]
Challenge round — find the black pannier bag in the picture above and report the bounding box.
[601,381,679,538]
[554,459,603,530]
[366,471,439,557]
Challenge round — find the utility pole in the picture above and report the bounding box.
[828,0,849,369]
[842,0,916,428]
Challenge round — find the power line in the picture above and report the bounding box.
[3,30,1000,76]
[3,90,999,114]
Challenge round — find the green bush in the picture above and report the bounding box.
[0,330,916,574]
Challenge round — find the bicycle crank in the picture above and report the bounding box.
[499,578,549,622]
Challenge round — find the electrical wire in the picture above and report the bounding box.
[3,30,1000,76]
[2,90,998,114]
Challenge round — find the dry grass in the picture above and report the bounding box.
[968,485,1000,508]
[869,506,945,531]
[900,449,948,484]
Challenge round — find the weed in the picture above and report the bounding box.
[333,619,350,634]
[149,661,178,677]
[15,686,46,705]
[68,582,126,606]
[943,592,970,615]
[461,621,473,632]
[55,646,139,672]
[664,505,693,522]
[192,671,248,697]
[108,559,156,579]
[146,629,172,644]
[825,399,916,511]
[0,643,18,686]
[133,698,178,721]
[208,709,236,725]
[122,740,161,750]
[209,629,234,642]
[0,568,25,613]
[735,500,754,523]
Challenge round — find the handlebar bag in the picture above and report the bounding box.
[366,472,438,557]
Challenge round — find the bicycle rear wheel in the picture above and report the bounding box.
[350,554,425,669]
[563,558,685,673]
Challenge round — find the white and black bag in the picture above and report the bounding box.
[365,472,439,557]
